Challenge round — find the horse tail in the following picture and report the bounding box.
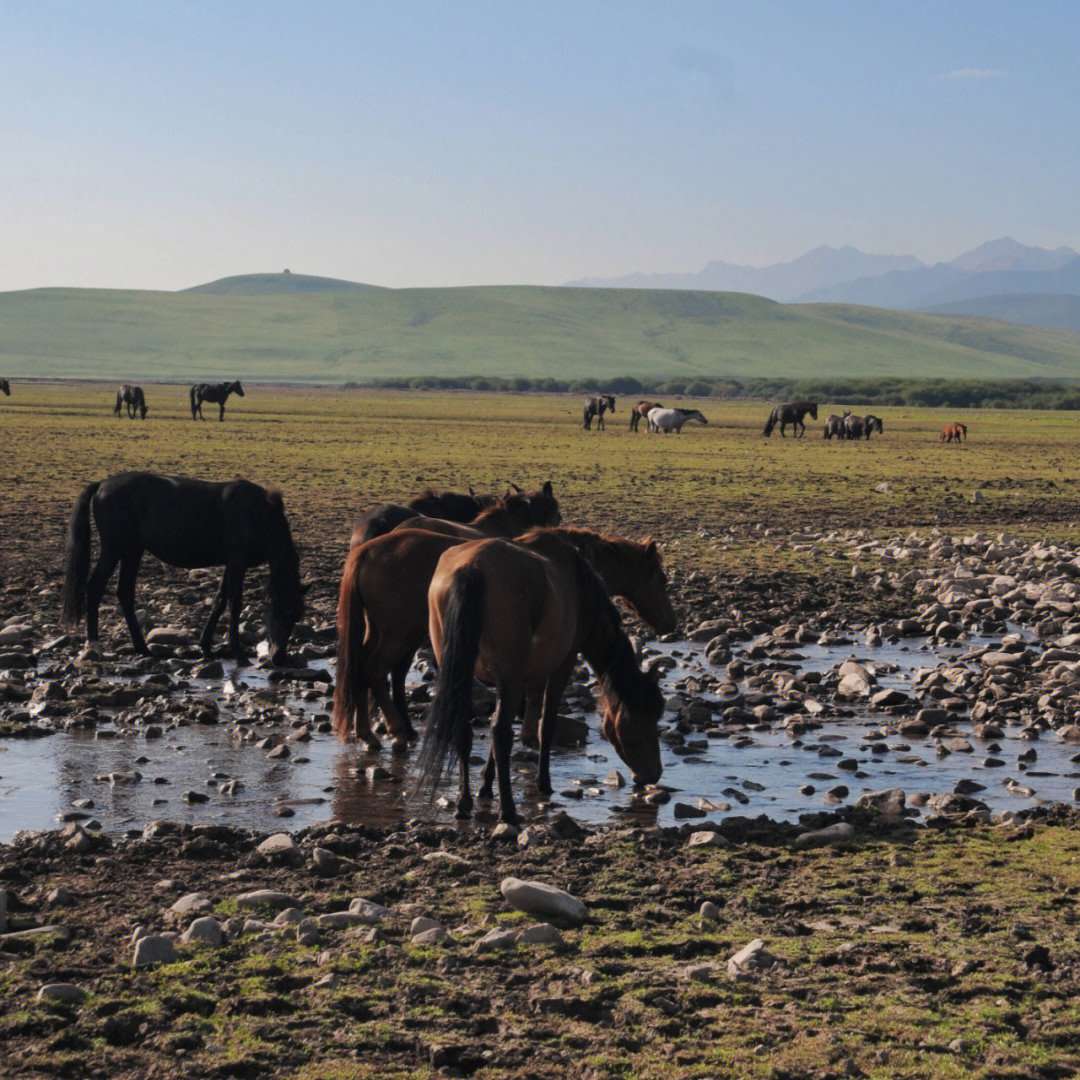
[416,566,485,794]
[583,405,590,430]
[332,552,369,741]
[113,392,122,416]
[189,384,198,419]
[60,481,101,629]
[762,410,776,437]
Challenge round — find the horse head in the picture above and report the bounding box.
[266,578,309,666]
[808,403,818,419]
[232,381,245,396]
[526,482,560,526]
[601,674,663,787]
[629,539,677,634]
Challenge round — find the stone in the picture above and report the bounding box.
[273,907,306,926]
[36,983,86,1004]
[348,898,393,923]
[181,917,223,946]
[475,928,518,952]
[687,830,730,849]
[410,916,442,936]
[727,938,776,978]
[793,822,854,849]
[855,788,905,819]
[235,890,301,912]
[500,878,588,923]
[296,918,321,946]
[683,963,715,983]
[315,912,367,930]
[145,627,194,647]
[699,901,720,923]
[412,926,449,945]
[516,922,564,947]
[256,833,301,864]
[132,934,177,967]
[311,847,341,875]
[169,892,213,917]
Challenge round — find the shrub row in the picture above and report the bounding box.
[356,375,1080,410]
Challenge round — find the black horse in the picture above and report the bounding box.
[350,482,560,548]
[190,380,244,421]
[583,395,616,431]
[61,472,307,665]
[113,384,148,419]
[0,378,10,396]
[763,401,818,438]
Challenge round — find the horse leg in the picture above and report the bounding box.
[116,548,148,654]
[219,401,225,421]
[491,682,524,824]
[390,656,417,742]
[85,547,121,644]
[368,669,406,754]
[226,565,249,664]
[199,569,230,655]
[536,661,574,796]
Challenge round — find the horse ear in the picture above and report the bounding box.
[510,483,522,493]
[301,582,312,595]
[645,538,658,558]
[469,485,477,496]
[542,481,553,497]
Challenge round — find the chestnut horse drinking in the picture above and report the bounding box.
[941,422,967,443]
[417,536,663,823]
[333,526,675,753]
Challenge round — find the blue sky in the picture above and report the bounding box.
[3,0,1078,289]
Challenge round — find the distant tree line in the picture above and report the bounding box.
[358,375,1080,410]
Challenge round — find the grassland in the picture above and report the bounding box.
[2,278,1080,384]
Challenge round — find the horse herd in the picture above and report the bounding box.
[109,381,246,421]
[59,473,670,825]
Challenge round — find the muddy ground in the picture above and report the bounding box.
[4,387,1080,1078]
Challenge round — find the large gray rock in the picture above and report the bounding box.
[132,934,177,967]
[36,983,86,1004]
[181,917,223,946]
[500,878,587,923]
[256,833,301,865]
[348,898,393,923]
[145,627,195,647]
[793,821,854,849]
[727,938,776,978]
[235,890,301,912]
[169,892,213,917]
[855,788,906,819]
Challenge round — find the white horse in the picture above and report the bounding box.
[646,407,708,433]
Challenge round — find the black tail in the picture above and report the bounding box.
[189,384,198,419]
[60,481,101,629]
[762,410,776,437]
[332,558,369,741]
[416,567,485,794]
[113,393,122,416]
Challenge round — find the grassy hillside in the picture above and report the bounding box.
[2,280,1079,384]
[924,293,1080,335]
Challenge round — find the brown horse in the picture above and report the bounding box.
[629,400,662,432]
[350,482,559,547]
[941,422,967,443]
[417,536,664,823]
[333,526,675,752]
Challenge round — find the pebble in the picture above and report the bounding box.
[727,938,776,978]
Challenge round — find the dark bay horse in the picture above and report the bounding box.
[629,400,662,432]
[941,422,967,443]
[190,380,244,421]
[61,472,307,664]
[350,482,559,547]
[333,526,675,752]
[843,414,884,440]
[823,411,850,439]
[406,487,501,519]
[417,536,663,823]
[763,401,817,437]
[0,378,9,396]
[583,395,616,431]
[113,384,147,419]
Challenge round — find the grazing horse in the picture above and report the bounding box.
[583,395,616,431]
[941,422,967,443]
[842,414,884,440]
[417,536,663,823]
[0,378,9,396]
[823,411,850,439]
[763,401,818,437]
[190,380,244,421]
[113,384,148,419]
[629,400,663,432]
[646,407,708,434]
[61,472,307,665]
[350,482,558,547]
[333,526,675,752]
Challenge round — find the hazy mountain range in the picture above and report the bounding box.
[567,238,1080,332]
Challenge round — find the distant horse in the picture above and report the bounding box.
[0,378,9,396]
[417,536,663,822]
[629,400,663,432]
[61,472,307,664]
[763,401,818,437]
[823,411,850,439]
[350,482,558,547]
[941,422,967,443]
[843,414,884,440]
[113,384,147,419]
[333,526,675,752]
[646,407,708,433]
[583,395,616,430]
[190,380,244,421]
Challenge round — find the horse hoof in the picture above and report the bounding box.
[362,737,382,752]
[390,738,409,755]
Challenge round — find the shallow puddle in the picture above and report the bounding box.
[2,628,1078,840]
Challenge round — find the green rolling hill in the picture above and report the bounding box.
[2,273,1079,384]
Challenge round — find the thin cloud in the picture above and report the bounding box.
[935,68,1008,81]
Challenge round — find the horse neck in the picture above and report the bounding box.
[266,515,300,588]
